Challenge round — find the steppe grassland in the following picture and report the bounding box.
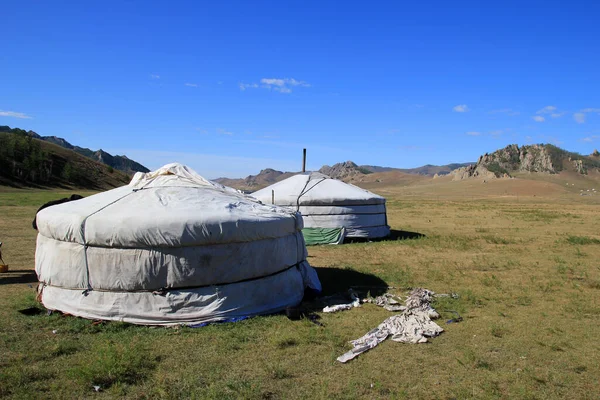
[1,180,599,399]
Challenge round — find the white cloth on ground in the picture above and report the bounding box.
[337,288,444,363]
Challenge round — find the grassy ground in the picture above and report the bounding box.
[1,186,600,399]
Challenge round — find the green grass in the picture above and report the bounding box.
[2,189,600,398]
[566,235,600,245]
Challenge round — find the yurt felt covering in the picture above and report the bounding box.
[35,163,321,325]
[251,172,390,244]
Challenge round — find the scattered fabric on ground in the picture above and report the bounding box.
[323,290,361,313]
[337,288,444,363]
[363,293,406,312]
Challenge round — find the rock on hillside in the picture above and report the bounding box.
[451,164,501,181]
[451,144,600,180]
[319,161,369,180]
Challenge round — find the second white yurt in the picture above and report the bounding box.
[35,163,321,325]
[251,172,390,245]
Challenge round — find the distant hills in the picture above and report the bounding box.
[0,126,148,189]
[0,127,150,175]
[214,160,473,191]
[359,163,473,176]
[3,125,596,193]
[215,168,297,192]
[214,144,600,191]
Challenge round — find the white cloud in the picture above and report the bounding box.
[185,83,198,87]
[240,78,310,93]
[239,83,258,91]
[285,78,310,87]
[536,106,566,119]
[217,128,233,135]
[573,108,600,123]
[466,131,481,136]
[581,135,599,142]
[536,105,557,114]
[0,110,32,119]
[195,128,208,134]
[532,116,545,122]
[453,104,469,112]
[150,74,160,79]
[489,130,504,136]
[261,78,285,87]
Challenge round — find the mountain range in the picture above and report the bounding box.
[213,160,473,191]
[0,126,149,175]
[215,144,600,191]
[0,126,147,189]
[2,125,598,192]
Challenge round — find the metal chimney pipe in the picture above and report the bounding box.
[302,148,306,172]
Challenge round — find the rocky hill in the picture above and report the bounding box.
[0,126,149,174]
[318,161,373,180]
[451,144,600,180]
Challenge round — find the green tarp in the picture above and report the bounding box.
[302,227,345,245]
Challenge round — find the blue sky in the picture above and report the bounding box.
[2,1,600,178]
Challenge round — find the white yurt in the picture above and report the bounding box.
[251,172,390,245]
[35,163,321,325]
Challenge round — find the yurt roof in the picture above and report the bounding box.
[251,172,385,207]
[36,163,303,248]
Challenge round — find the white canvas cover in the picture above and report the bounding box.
[251,172,390,239]
[35,163,321,325]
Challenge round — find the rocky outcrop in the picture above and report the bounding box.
[451,164,499,181]
[573,159,587,175]
[319,161,364,180]
[516,145,556,173]
[451,144,559,180]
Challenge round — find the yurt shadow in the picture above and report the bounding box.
[0,270,38,285]
[388,229,426,240]
[344,229,426,244]
[313,267,388,296]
